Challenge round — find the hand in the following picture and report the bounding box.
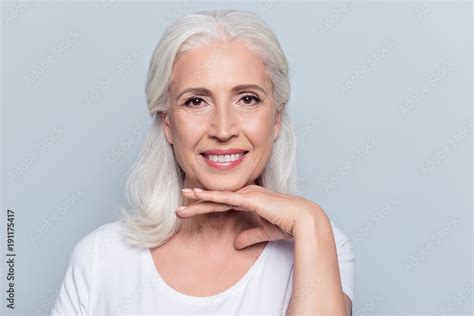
[176,184,321,249]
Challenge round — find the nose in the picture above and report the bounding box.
[208,103,239,141]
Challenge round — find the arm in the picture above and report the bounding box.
[176,186,354,314]
[285,205,349,316]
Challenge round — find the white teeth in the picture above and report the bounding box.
[206,153,245,163]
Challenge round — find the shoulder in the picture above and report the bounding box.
[53,221,139,315]
[68,220,125,265]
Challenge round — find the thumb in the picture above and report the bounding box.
[234,227,270,250]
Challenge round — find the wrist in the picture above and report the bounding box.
[293,202,332,238]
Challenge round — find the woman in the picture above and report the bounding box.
[52,9,355,315]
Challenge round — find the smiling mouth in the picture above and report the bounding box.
[199,151,249,170]
[200,151,249,163]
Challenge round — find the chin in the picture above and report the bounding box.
[200,177,249,192]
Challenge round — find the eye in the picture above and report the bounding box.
[183,97,205,107]
[240,95,261,106]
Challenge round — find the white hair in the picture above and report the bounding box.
[118,8,299,248]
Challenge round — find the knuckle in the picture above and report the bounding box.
[229,195,239,206]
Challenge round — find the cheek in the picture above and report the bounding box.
[172,115,208,148]
[242,115,274,147]
[170,115,208,172]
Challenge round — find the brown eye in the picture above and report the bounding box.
[184,97,204,107]
[240,95,261,106]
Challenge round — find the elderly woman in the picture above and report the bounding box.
[52,9,355,316]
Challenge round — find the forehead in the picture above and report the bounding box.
[170,40,270,93]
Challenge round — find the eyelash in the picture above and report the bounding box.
[183,95,262,108]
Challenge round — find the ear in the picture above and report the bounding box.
[160,111,173,145]
[273,110,282,142]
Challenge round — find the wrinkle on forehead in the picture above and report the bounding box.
[169,40,272,99]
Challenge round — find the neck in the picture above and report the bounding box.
[176,176,260,245]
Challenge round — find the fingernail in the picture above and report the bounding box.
[193,188,203,192]
[175,210,188,217]
[181,188,193,193]
[176,206,187,211]
[175,208,189,216]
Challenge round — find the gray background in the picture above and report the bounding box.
[1,1,472,315]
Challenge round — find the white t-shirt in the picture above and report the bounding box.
[52,219,355,315]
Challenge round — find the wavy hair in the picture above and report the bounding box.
[118,8,298,248]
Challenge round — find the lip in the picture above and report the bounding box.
[200,150,249,170]
[200,148,248,155]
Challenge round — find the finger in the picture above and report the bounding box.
[234,227,270,250]
[175,201,236,217]
[190,188,253,212]
[181,188,200,200]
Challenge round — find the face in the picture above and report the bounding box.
[161,40,282,191]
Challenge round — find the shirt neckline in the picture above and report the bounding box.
[144,240,273,305]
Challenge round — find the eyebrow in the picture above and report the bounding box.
[175,84,267,101]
